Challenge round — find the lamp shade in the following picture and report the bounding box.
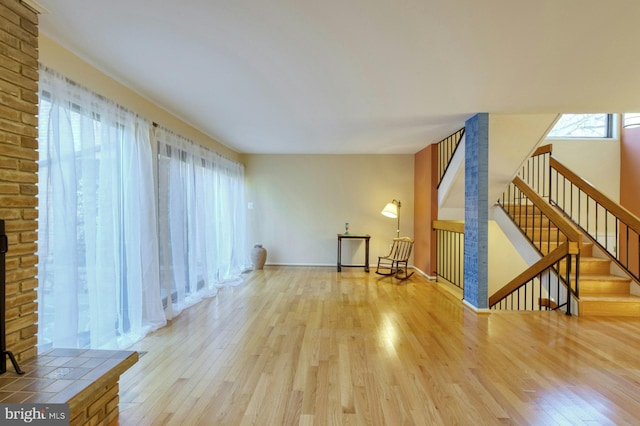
[381,202,398,218]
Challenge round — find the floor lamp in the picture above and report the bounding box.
[381,199,401,237]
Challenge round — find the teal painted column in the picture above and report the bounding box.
[463,113,489,309]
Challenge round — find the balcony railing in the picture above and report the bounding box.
[437,128,465,187]
[433,220,464,290]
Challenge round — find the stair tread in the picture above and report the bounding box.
[538,241,593,245]
[580,257,610,263]
[579,274,630,282]
[580,294,640,302]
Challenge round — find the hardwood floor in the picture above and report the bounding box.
[115,267,640,425]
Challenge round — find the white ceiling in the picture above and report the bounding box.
[36,0,640,154]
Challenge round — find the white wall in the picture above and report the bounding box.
[549,137,620,202]
[490,211,535,296]
[244,155,414,266]
[488,223,529,296]
[437,114,558,218]
[488,114,559,204]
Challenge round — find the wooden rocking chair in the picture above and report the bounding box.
[376,237,414,280]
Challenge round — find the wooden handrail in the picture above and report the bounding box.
[532,144,552,157]
[550,157,640,235]
[433,220,464,233]
[489,242,571,307]
[512,176,583,245]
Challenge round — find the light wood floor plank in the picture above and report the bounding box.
[115,266,640,425]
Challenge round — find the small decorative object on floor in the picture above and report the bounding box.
[252,244,267,270]
[345,222,349,234]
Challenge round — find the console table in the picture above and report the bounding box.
[337,234,370,272]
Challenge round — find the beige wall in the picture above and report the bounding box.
[244,154,414,266]
[38,34,240,161]
[39,35,417,270]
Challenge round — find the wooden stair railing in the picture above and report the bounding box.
[549,156,640,284]
[496,175,583,314]
[521,144,553,199]
[522,144,640,285]
[517,144,640,316]
[489,242,579,311]
[503,176,583,248]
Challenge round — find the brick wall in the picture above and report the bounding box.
[70,380,120,426]
[0,0,39,362]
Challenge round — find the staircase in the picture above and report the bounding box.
[503,145,640,317]
[495,181,582,314]
[578,244,640,316]
[505,156,640,316]
[435,132,640,316]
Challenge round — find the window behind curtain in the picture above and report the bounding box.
[156,128,250,320]
[37,66,249,350]
[37,66,166,351]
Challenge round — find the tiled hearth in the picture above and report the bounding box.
[0,348,138,425]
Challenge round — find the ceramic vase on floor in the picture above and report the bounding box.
[252,244,267,269]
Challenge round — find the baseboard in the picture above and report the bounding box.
[462,299,492,314]
[262,263,336,267]
[257,264,435,282]
[411,266,437,281]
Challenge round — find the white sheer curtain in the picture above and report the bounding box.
[156,128,250,319]
[37,66,166,350]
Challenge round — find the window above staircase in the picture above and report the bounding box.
[547,113,615,139]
